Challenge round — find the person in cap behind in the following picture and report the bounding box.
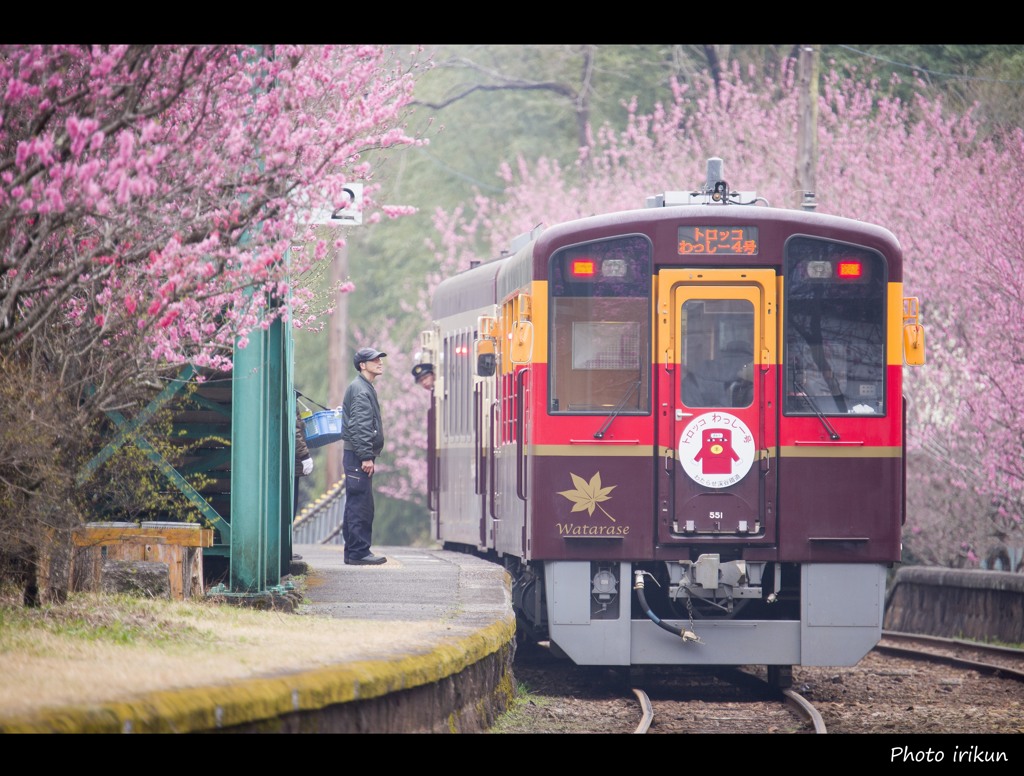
[292,405,313,561]
[411,362,435,392]
[341,347,388,565]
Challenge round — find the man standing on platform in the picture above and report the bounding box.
[341,347,388,565]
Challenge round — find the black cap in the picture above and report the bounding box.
[411,363,434,381]
[353,347,387,371]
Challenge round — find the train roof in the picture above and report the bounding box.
[431,256,503,319]
[531,202,902,258]
[432,200,904,318]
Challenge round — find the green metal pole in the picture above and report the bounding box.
[229,328,268,593]
[283,312,298,569]
[263,316,285,586]
[217,46,296,598]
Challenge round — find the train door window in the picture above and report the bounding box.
[680,299,754,408]
[499,296,517,444]
[455,329,471,438]
[548,235,652,415]
[442,335,452,436]
[454,330,462,437]
[463,329,473,436]
[783,237,887,416]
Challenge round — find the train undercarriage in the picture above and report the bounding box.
[492,551,888,677]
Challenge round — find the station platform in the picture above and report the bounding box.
[1,544,517,734]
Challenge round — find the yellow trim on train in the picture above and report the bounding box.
[501,278,905,368]
[657,268,779,369]
[888,281,904,365]
[529,280,547,363]
[533,444,653,457]
[524,444,902,459]
[780,445,903,458]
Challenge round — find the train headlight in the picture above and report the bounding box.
[569,257,628,279]
[601,259,627,278]
[806,260,832,279]
[805,258,867,281]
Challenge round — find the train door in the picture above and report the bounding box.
[473,317,498,549]
[656,269,777,544]
[492,292,531,558]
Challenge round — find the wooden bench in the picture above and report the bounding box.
[72,522,214,600]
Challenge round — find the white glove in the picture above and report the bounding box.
[301,458,314,476]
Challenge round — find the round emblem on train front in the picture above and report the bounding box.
[677,411,755,488]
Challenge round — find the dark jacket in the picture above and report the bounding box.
[342,374,384,462]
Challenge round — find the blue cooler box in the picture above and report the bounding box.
[303,410,343,448]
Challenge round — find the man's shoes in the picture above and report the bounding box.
[291,553,303,560]
[344,553,387,565]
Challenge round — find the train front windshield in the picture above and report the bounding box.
[783,237,888,416]
[547,235,652,415]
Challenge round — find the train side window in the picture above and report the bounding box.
[547,235,652,415]
[783,237,887,416]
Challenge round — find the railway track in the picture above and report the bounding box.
[502,645,828,734]
[629,667,825,734]
[499,636,1024,734]
[784,637,1024,735]
[876,631,1024,681]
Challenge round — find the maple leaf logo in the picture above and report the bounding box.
[558,472,617,522]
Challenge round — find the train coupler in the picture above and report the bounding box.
[681,628,704,644]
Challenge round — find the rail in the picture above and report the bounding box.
[782,687,827,733]
[632,688,653,734]
[292,478,346,545]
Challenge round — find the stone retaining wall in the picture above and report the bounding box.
[884,565,1024,645]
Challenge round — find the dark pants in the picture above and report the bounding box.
[342,449,374,560]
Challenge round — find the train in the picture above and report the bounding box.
[418,158,926,685]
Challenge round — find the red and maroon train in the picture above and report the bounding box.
[420,159,926,683]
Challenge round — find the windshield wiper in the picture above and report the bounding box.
[794,378,840,440]
[594,380,641,439]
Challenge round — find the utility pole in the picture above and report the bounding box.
[326,240,348,487]
[300,183,362,488]
[797,45,819,211]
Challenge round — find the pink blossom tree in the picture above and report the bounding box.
[423,59,1024,568]
[0,44,427,596]
[1,44,424,378]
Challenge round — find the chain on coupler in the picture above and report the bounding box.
[682,594,703,644]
